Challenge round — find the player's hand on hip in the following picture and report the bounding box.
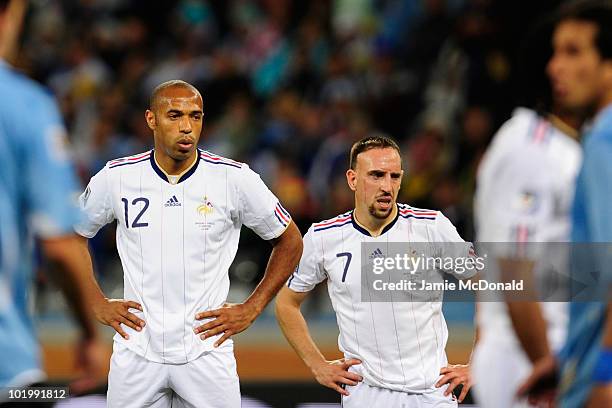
[436,364,472,403]
[194,302,259,347]
[311,358,363,396]
[93,298,145,339]
[586,384,612,408]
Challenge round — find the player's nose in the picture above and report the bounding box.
[380,175,393,192]
[179,116,192,133]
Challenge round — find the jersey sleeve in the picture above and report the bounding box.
[23,93,81,238]
[286,226,326,292]
[74,166,115,238]
[435,212,478,279]
[476,134,556,244]
[236,164,292,240]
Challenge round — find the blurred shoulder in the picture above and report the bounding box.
[0,64,57,111]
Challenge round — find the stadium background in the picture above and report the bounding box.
[13,0,565,406]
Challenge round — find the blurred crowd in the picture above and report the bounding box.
[17,0,561,303]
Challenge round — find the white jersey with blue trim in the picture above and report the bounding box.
[287,204,475,393]
[76,149,291,364]
[475,107,582,351]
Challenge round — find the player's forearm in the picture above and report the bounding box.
[498,257,550,362]
[244,221,303,314]
[73,235,108,305]
[42,234,103,339]
[275,294,326,369]
[506,301,550,363]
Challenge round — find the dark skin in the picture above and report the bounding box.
[90,85,206,338]
[145,85,204,175]
[95,84,303,347]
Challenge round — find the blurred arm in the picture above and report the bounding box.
[500,258,550,363]
[40,234,103,340]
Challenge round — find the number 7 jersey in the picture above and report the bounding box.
[76,149,291,364]
[287,206,475,393]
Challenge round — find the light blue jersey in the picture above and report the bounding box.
[0,60,80,386]
[559,104,612,408]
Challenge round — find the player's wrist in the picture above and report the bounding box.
[91,296,108,314]
[91,295,109,307]
[243,298,265,317]
[592,348,612,384]
[305,355,327,371]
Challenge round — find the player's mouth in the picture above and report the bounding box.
[177,140,195,151]
[376,196,393,210]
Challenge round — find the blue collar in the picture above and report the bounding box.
[149,149,200,184]
[351,205,400,237]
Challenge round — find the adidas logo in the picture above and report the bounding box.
[369,248,384,259]
[165,195,181,207]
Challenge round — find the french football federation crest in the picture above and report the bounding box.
[197,196,214,216]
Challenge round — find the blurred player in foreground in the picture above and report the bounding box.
[276,135,476,407]
[0,0,103,396]
[472,15,583,408]
[75,79,303,407]
[519,1,612,407]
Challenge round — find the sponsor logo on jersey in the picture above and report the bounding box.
[165,195,181,207]
[369,248,384,260]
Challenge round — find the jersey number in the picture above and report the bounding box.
[121,197,149,228]
[336,252,352,282]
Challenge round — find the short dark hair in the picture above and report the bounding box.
[557,0,612,60]
[349,135,401,170]
[0,0,9,12]
[149,80,202,111]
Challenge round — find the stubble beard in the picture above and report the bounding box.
[368,204,393,220]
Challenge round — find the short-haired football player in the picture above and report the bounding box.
[276,135,476,407]
[76,80,303,407]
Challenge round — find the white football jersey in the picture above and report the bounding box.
[76,149,291,364]
[474,108,582,351]
[288,204,475,393]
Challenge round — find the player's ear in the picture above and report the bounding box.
[145,110,156,130]
[346,169,357,191]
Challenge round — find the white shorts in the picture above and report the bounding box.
[341,381,457,408]
[107,341,240,408]
[472,338,533,408]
